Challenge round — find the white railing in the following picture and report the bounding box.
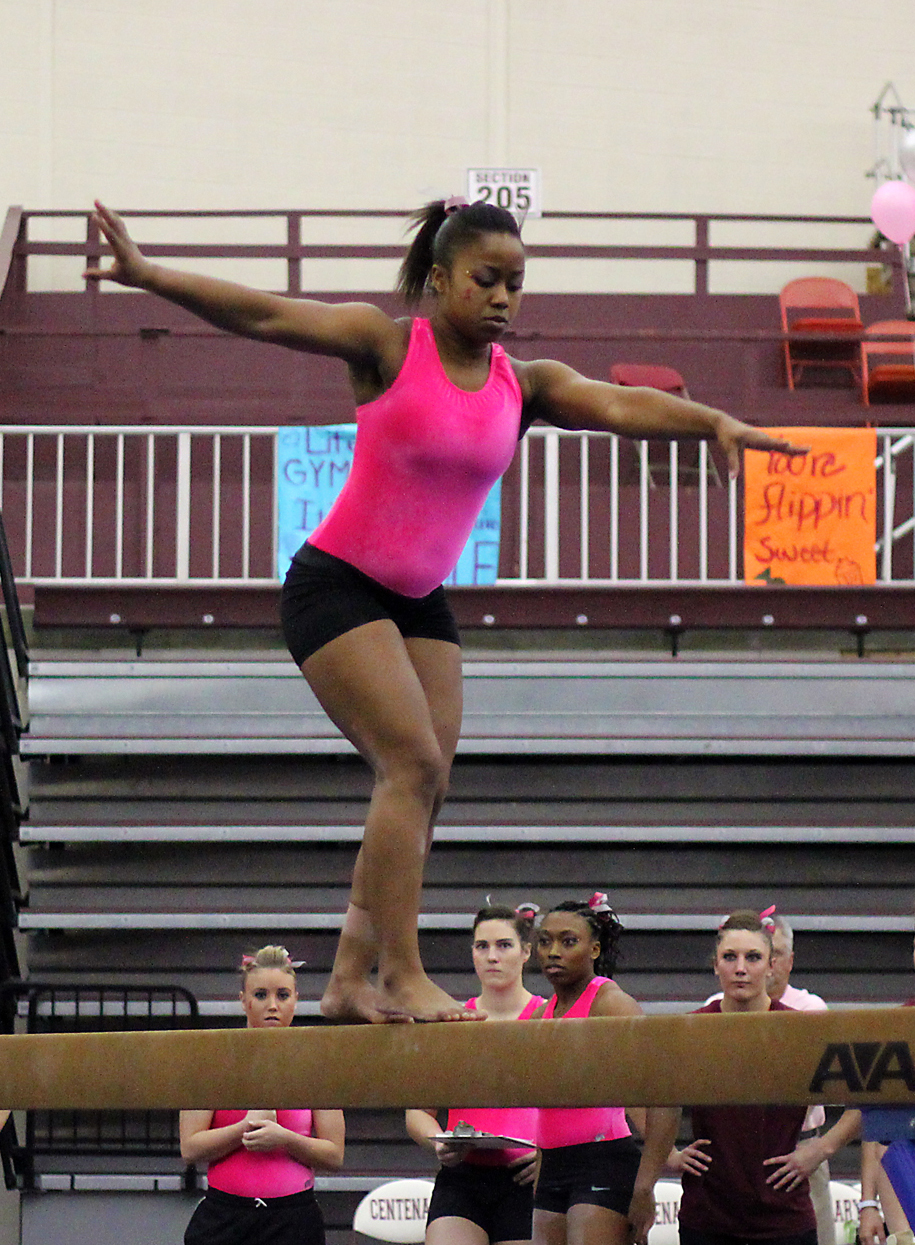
[0,425,277,585]
[0,424,912,586]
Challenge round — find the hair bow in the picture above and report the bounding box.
[758,905,777,930]
[588,892,618,923]
[515,903,540,920]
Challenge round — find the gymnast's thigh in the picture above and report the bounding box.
[565,1203,630,1245]
[532,1208,567,1245]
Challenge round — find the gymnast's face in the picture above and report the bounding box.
[472,919,531,989]
[429,232,525,342]
[714,930,772,1012]
[240,968,297,1029]
[536,912,599,988]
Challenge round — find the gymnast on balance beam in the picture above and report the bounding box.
[86,195,807,1025]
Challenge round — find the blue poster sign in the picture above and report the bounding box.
[276,426,502,585]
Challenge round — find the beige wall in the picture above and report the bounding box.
[2,0,915,292]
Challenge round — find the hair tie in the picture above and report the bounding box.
[758,905,777,931]
[515,903,540,920]
[444,195,470,216]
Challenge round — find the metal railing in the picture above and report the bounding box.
[2,206,891,299]
[0,423,913,587]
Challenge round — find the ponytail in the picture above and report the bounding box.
[396,198,523,305]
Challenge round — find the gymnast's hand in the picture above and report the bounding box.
[626,1184,657,1245]
[242,1118,287,1152]
[859,1204,887,1245]
[763,1139,822,1190]
[667,1138,711,1176]
[508,1149,538,1186]
[84,201,155,290]
[713,413,810,480]
[433,1139,471,1167]
[244,1109,277,1125]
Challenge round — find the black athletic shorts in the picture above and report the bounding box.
[678,1229,819,1245]
[533,1137,642,1217]
[427,1162,534,1243]
[280,543,461,667]
[184,1186,325,1245]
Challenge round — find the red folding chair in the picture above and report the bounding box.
[779,277,862,390]
[861,319,915,407]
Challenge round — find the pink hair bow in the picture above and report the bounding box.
[758,905,777,930]
[444,195,470,215]
[515,903,540,920]
[589,891,612,913]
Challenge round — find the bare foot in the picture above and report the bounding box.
[378,971,488,1023]
[321,977,413,1025]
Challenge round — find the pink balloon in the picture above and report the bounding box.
[871,180,915,245]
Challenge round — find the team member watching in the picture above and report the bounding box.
[407,904,545,1245]
[180,946,345,1245]
[672,911,857,1245]
[533,895,679,1245]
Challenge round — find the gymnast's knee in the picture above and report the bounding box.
[374,742,450,808]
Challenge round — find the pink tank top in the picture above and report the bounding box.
[537,977,631,1149]
[206,1109,315,1198]
[308,317,523,597]
[445,995,544,1166]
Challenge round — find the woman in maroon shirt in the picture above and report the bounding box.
[669,910,817,1245]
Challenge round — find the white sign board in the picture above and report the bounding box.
[353,1178,435,1244]
[467,168,542,218]
[648,1180,682,1245]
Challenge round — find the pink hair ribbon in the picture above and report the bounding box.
[588,892,617,922]
[758,905,777,930]
[444,195,470,215]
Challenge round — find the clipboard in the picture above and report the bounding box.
[432,1128,535,1149]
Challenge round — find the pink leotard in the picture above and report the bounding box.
[206,1109,315,1198]
[308,317,523,598]
[444,995,544,1166]
[537,977,631,1149]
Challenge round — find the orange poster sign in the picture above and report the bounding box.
[743,427,876,586]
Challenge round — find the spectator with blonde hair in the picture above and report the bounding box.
[180,946,345,1245]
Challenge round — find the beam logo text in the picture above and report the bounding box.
[808,1042,915,1094]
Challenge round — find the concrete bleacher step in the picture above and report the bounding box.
[20,822,915,843]
[20,741,915,1009]
[23,656,915,755]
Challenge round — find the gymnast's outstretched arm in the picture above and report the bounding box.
[513,356,809,477]
[84,202,400,361]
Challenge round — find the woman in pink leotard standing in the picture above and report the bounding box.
[86,199,806,1024]
[533,896,679,1245]
[407,904,546,1245]
[180,947,345,1245]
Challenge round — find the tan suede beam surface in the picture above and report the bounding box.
[1,1009,913,1109]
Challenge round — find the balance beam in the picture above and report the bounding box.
[1,1008,914,1110]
